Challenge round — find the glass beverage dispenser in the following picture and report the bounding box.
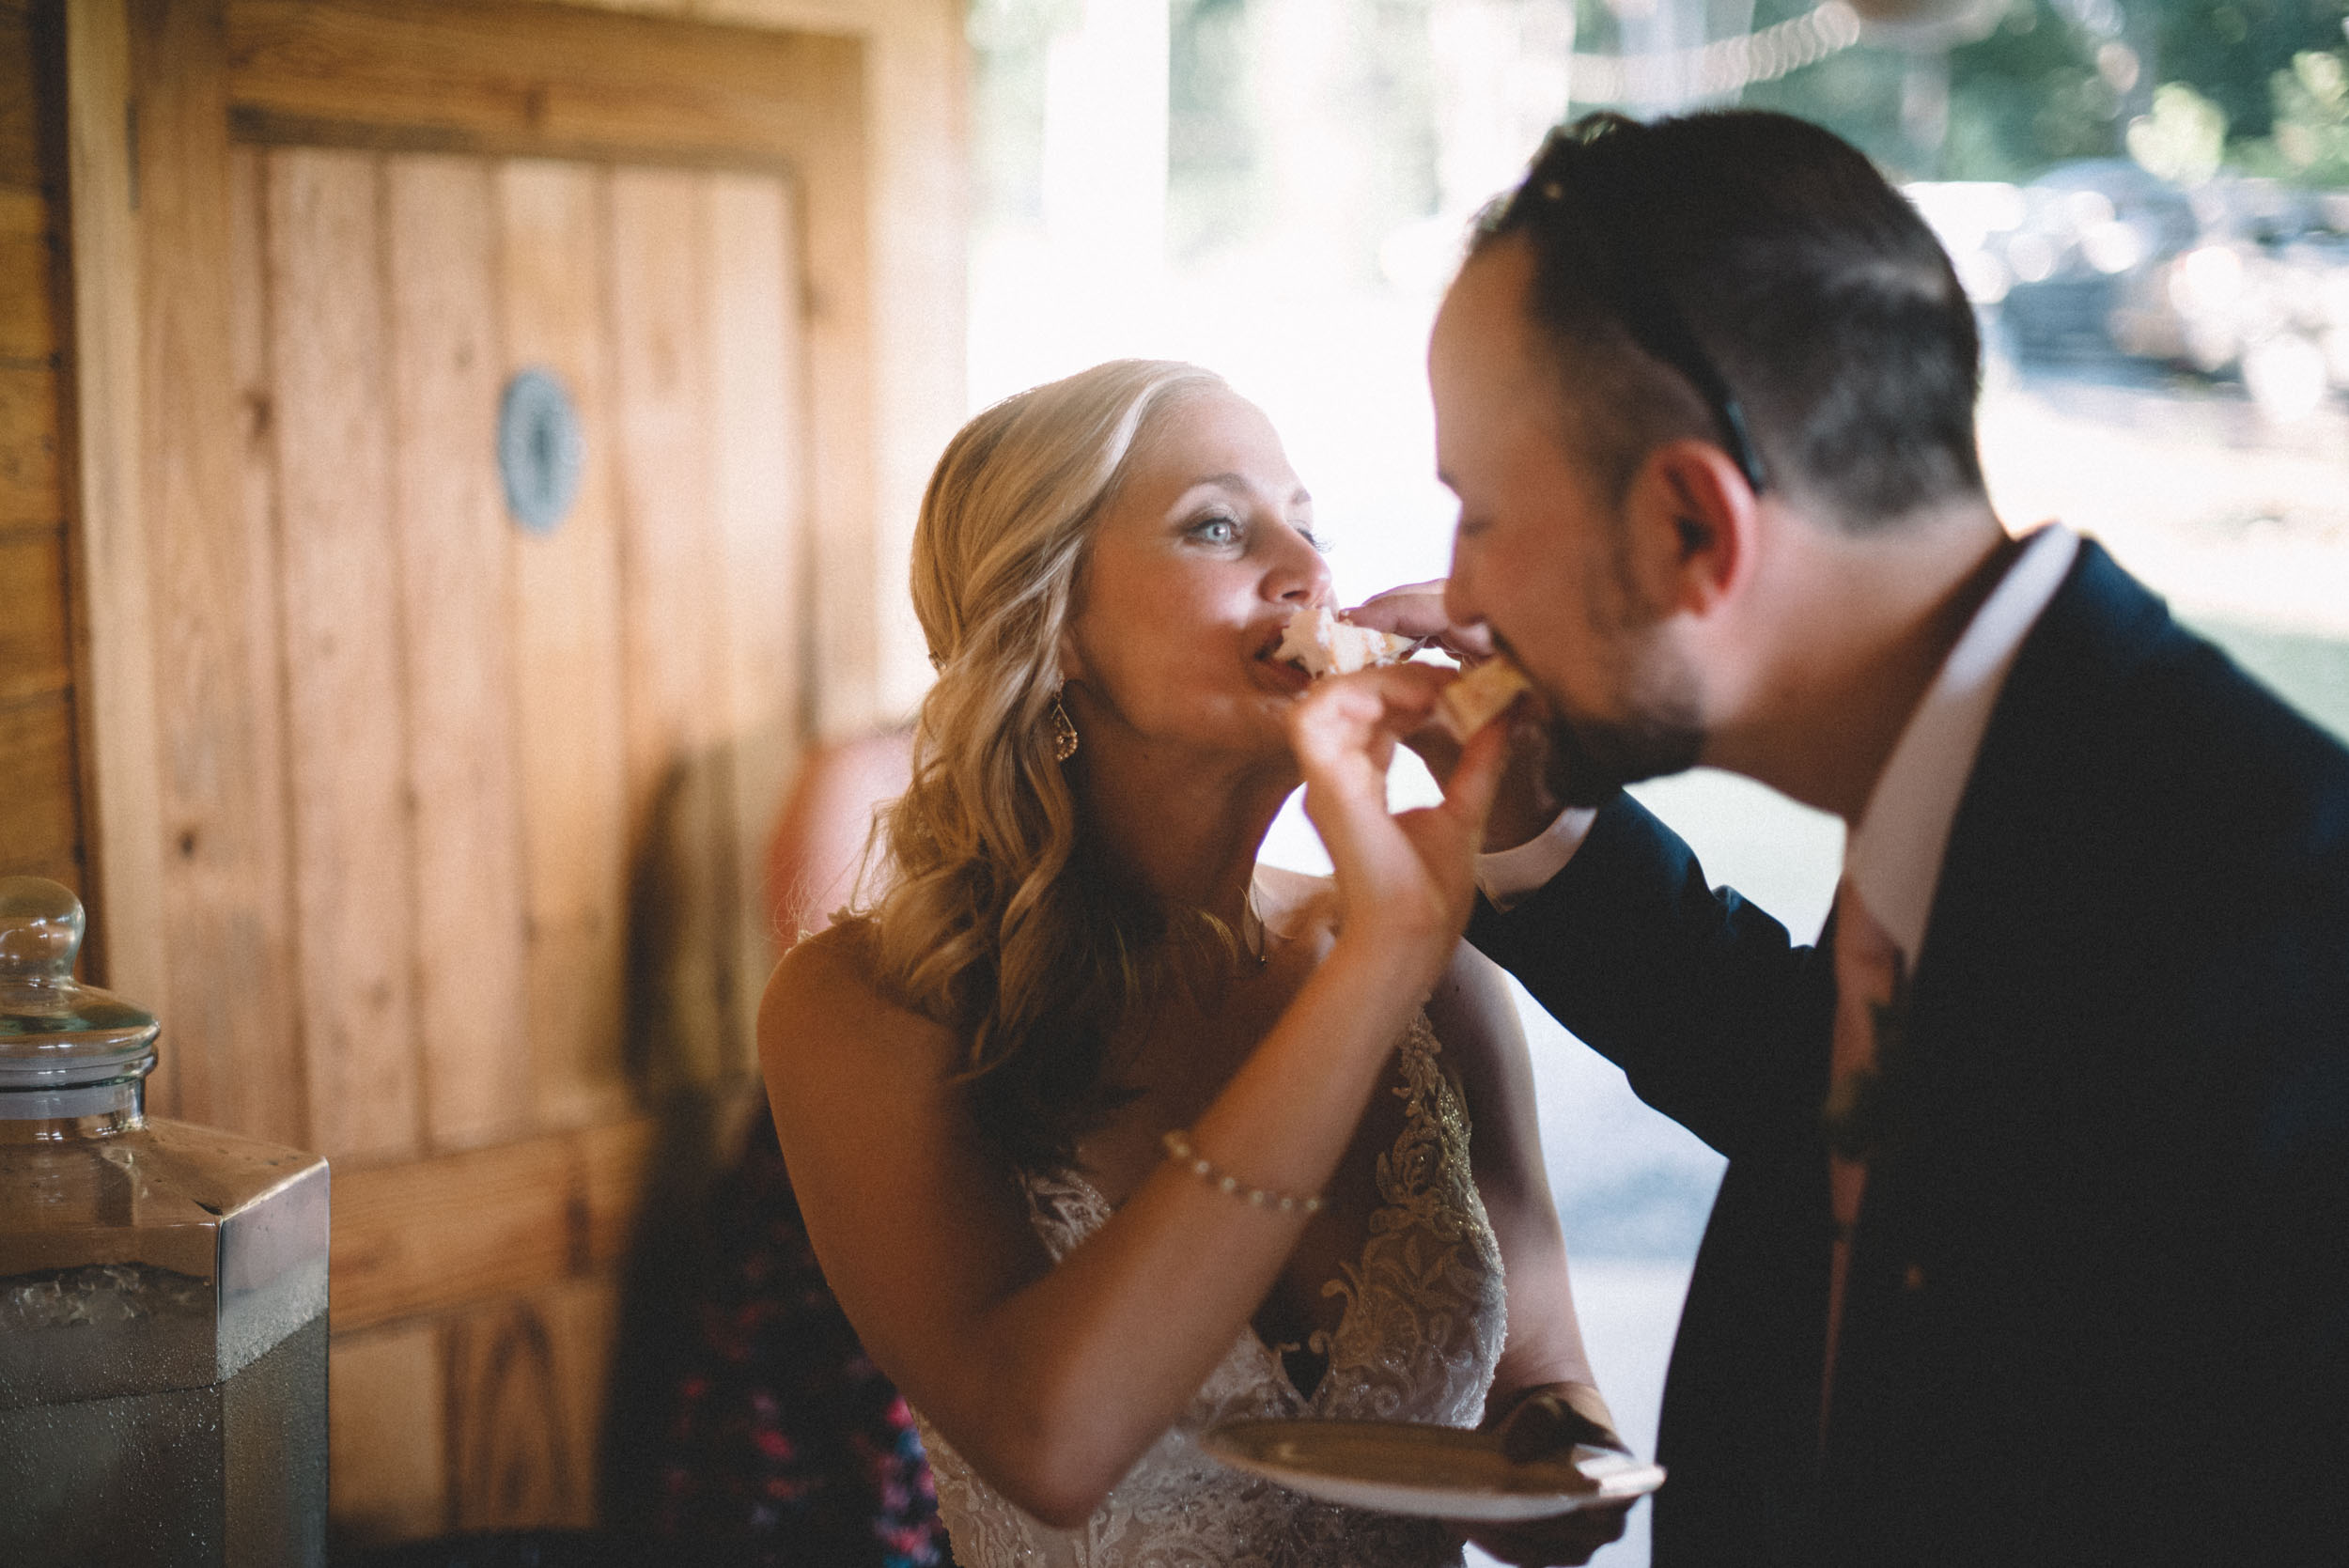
[0,877,328,1564]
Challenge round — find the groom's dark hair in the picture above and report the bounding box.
[1473,110,1985,531]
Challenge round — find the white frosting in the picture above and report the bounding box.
[1276,606,1415,677]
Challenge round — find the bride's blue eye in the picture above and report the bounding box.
[1189,513,1242,545]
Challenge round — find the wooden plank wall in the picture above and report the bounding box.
[0,0,85,895]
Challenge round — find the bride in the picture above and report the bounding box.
[761,359,1626,1567]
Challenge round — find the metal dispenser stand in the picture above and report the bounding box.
[0,877,329,1564]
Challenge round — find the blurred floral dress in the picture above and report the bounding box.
[653,1103,954,1567]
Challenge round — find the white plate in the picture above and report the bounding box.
[1201,1418,1666,1523]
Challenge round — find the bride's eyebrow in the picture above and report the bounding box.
[1183,473,1252,499]
[1178,476,1314,511]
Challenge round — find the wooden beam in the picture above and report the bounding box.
[264,145,421,1163]
[327,1320,445,1545]
[443,1282,614,1532]
[329,1272,618,1545]
[0,526,68,707]
[0,690,82,888]
[0,3,41,192]
[0,365,58,527]
[383,153,532,1155]
[61,0,166,999]
[0,186,56,365]
[224,0,859,169]
[708,169,805,1070]
[137,0,306,1140]
[609,165,733,1096]
[329,1115,657,1333]
[499,157,634,1136]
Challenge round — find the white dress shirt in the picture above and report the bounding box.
[1476,524,2083,972]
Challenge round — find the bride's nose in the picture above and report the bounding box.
[1264,524,1332,606]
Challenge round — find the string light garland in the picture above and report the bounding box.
[1567,2,1865,103]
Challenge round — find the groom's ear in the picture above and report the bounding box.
[1620,438,1760,621]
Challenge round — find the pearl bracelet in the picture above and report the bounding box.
[1160,1129,1324,1215]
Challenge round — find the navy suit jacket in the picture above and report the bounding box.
[1470,542,2349,1566]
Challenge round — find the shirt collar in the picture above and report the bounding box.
[1843,524,2080,966]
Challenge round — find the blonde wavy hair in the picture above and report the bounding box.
[861,359,1232,1171]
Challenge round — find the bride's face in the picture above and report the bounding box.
[1060,390,1330,762]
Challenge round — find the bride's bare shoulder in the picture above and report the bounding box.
[769,918,880,992]
[759,921,958,1075]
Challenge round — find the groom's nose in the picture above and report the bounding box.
[1442,551,1480,630]
[1440,559,1502,661]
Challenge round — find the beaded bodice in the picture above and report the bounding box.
[912,1012,1507,1567]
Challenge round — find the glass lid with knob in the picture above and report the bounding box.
[0,877,160,1119]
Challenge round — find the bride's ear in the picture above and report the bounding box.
[1054,626,1088,686]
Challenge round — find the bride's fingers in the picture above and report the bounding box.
[1292,672,1445,884]
[1388,719,1505,859]
[1291,667,1506,939]
[1385,720,1506,913]
[1398,706,1465,782]
[1436,712,1509,836]
[1288,665,1450,781]
[1290,663,1501,846]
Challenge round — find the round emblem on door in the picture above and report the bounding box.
[497,367,583,535]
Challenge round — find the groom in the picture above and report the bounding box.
[1361,112,2349,1566]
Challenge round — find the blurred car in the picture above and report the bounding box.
[1994,160,2201,362]
[2110,207,2349,417]
[1911,162,2349,413]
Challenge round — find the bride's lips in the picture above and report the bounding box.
[1253,620,1313,691]
[1256,649,1313,692]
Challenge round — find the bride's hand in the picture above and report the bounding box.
[1288,663,1509,976]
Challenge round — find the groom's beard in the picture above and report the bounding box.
[1538,643,1704,808]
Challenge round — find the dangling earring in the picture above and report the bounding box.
[1050,688,1080,763]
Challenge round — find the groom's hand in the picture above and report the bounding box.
[1347,579,1493,663]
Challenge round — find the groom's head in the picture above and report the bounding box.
[1432,111,1990,803]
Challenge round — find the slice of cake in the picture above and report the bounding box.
[1436,657,1532,739]
[1276,605,1417,677]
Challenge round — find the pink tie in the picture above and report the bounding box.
[1822,877,1904,1442]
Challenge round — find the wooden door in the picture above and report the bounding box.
[70,0,883,1545]
[235,145,805,1535]
[228,145,805,1154]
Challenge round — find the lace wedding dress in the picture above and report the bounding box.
[913,1013,1509,1567]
